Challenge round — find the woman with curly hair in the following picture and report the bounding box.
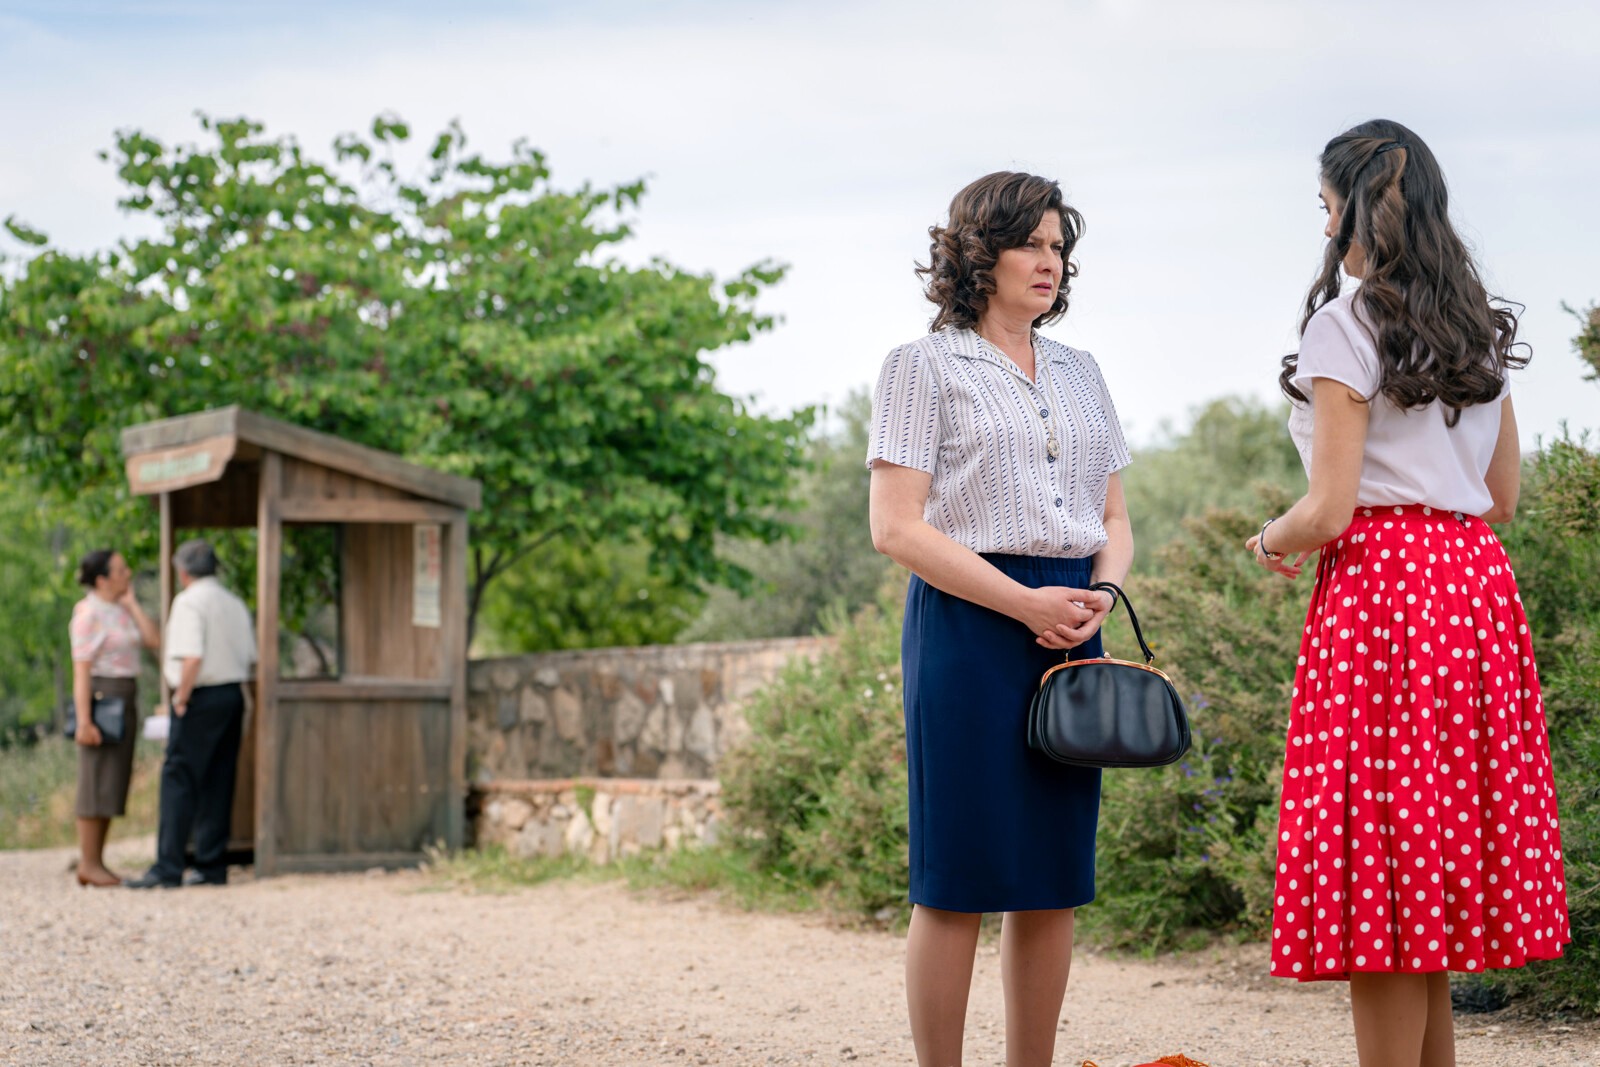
[1246,119,1570,1066]
[868,171,1133,1066]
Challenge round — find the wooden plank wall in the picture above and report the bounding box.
[273,696,452,860]
[254,452,283,875]
[280,456,415,502]
[443,517,468,850]
[170,462,260,529]
[340,523,442,681]
[228,684,257,848]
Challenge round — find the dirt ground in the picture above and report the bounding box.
[1,838,1594,1066]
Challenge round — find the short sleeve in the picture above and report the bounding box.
[1080,351,1132,476]
[1293,301,1380,398]
[69,603,106,663]
[165,597,204,660]
[866,344,941,473]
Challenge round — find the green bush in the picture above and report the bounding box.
[0,469,78,742]
[1087,487,1306,946]
[1485,430,1600,1014]
[718,581,909,918]
[1119,397,1304,565]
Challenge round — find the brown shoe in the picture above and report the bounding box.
[76,870,121,888]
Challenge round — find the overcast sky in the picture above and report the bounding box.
[2,0,1596,450]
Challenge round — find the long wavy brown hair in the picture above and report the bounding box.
[1279,119,1527,425]
[916,172,1085,332]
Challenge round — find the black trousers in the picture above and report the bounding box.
[152,682,245,881]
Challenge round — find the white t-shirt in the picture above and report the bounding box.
[163,577,257,689]
[1286,291,1507,516]
[867,326,1131,558]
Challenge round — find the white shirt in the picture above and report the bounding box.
[1287,291,1507,516]
[867,326,1131,558]
[163,577,257,689]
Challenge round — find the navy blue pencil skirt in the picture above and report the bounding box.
[902,553,1102,913]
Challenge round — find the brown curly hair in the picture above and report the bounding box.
[1280,119,1527,426]
[916,171,1085,332]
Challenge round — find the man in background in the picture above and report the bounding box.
[125,539,256,889]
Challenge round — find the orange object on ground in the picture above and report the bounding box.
[1082,1057,1209,1067]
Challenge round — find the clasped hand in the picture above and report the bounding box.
[1025,586,1114,651]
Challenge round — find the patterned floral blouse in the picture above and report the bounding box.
[69,595,142,678]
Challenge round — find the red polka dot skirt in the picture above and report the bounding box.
[1271,506,1570,982]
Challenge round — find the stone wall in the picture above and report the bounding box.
[466,636,833,782]
[469,778,720,863]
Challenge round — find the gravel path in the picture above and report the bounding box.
[2,837,1594,1066]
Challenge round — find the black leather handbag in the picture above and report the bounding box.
[63,692,127,745]
[1027,582,1190,768]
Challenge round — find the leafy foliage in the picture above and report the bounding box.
[718,578,909,917]
[0,469,77,740]
[681,389,891,643]
[1119,396,1305,565]
[474,537,703,653]
[0,114,811,640]
[1570,302,1600,383]
[1484,428,1600,1014]
[1088,486,1307,946]
[472,388,890,653]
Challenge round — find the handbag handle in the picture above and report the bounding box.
[1087,581,1157,665]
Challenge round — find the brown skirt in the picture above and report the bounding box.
[75,676,140,818]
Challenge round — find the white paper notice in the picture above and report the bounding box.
[413,524,442,628]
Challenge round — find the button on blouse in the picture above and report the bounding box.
[867,325,1131,558]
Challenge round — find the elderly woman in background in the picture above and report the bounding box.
[69,548,159,886]
[868,171,1133,1066]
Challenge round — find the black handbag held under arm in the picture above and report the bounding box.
[1026,582,1190,769]
[63,691,127,745]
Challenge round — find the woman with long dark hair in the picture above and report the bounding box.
[1246,119,1570,1066]
[869,171,1133,1066]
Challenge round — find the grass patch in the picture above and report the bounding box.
[423,842,826,915]
[0,737,163,851]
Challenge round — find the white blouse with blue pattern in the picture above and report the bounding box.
[867,325,1131,559]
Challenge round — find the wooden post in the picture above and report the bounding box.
[443,516,469,851]
[159,492,173,713]
[254,452,283,876]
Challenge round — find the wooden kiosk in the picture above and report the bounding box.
[121,406,482,875]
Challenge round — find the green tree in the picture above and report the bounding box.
[681,389,891,642]
[1571,302,1600,381]
[0,114,811,641]
[474,537,703,654]
[0,470,77,741]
